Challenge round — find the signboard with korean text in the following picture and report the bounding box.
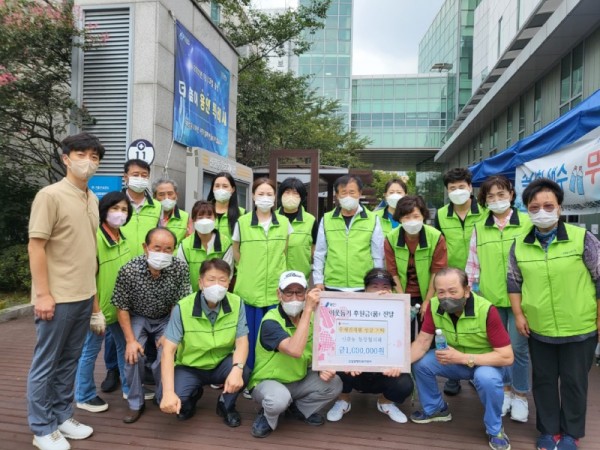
[313,292,411,372]
[88,175,122,199]
[173,21,230,156]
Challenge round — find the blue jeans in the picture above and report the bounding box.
[104,326,118,371]
[244,304,276,370]
[496,307,530,394]
[413,350,504,435]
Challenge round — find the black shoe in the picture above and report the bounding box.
[304,413,325,426]
[123,404,145,424]
[251,409,272,438]
[443,379,462,396]
[100,368,120,393]
[177,407,196,421]
[176,388,202,421]
[216,399,241,427]
[286,402,324,426]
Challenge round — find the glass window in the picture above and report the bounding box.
[518,96,525,139]
[559,42,585,115]
[533,82,542,131]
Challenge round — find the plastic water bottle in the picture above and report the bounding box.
[435,329,448,350]
[410,303,421,321]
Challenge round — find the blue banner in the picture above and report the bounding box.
[173,21,230,156]
[88,175,123,199]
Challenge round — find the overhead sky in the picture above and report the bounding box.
[252,0,446,75]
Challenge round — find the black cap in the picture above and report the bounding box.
[364,268,395,288]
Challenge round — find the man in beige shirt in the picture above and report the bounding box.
[27,133,105,450]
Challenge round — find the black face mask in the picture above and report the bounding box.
[439,297,466,314]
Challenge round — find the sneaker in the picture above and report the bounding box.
[100,368,119,393]
[501,391,513,417]
[76,395,109,413]
[242,388,252,399]
[557,434,580,450]
[122,386,155,401]
[443,379,461,396]
[326,399,351,422]
[210,384,224,389]
[251,409,272,438]
[536,434,560,450]
[376,401,407,423]
[32,430,71,450]
[409,403,452,424]
[510,395,528,423]
[57,418,93,440]
[488,430,511,450]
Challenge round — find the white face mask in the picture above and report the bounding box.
[402,220,423,235]
[160,198,177,211]
[67,157,98,180]
[386,193,403,209]
[282,300,305,317]
[213,189,232,203]
[128,176,149,193]
[487,200,511,214]
[146,251,173,270]
[281,196,301,210]
[203,284,228,303]
[339,196,359,211]
[529,209,559,229]
[255,196,275,212]
[448,189,471,205]
[106,211,127,228]
[195,218,215,234]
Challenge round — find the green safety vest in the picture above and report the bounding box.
[234,211,289,307]
[435,199,487,270]
[386,224,441,299]
[175,291,242,370]
[279,206,315,279]
[374,207,396,235]
[215,206,245,242]
[163,206,189,251]
[248,305,312,389]
[323,206,377,289]
[513,221,597,337]
[121,192,162,257]
[475,209,530,308]
[179,230,232,290]
[431,293,493,354]
[96,227,132,324]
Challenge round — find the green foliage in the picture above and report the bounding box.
[0,244,31,291]
[416,171,445,209]
[372,170,416,200]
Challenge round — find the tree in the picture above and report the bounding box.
[371,170,416,200]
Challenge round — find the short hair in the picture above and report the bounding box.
[191,200,216,220]
[199,258,232,278]
[364,268,395,288]
[152,178,178,196]
[252,177,276,194]
[393,195,429,222]
[277,177,307,206]
[144,227,177,247]
[433,267,469,289]
[61,133,105,160]
[442,168,472,187]
[124,159,151,174]
[384,178,408,195]
[521,178,564,206]
[99,191,133,225]
[334,175,363,194]
[477,175,515,206]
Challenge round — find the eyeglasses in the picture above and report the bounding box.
[528,203,557,214]
[282,289,305,299]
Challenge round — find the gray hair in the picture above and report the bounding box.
[433,267,468,289]
[152,178,178,195]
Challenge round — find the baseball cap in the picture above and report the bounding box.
[279,271,307,291]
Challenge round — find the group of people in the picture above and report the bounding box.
[26,133,599,450]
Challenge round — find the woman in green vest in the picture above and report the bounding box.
[276,177,317,279]
[177,200,233,290]
[75,191,133,412]
[508,178,600,450]
[384,195,447,341]
[465,175,531,423]
[207,171,245,242]
[233,178,291,370]
[374,178,407,235]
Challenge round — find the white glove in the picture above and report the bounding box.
[90,311,106,335]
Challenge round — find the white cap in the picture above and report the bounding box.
[279,271,307,291]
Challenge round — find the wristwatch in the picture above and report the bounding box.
[467,355,476,368]
[233,363,244,370]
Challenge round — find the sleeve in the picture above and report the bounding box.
[259,319,291,352]
[384,239,398,275]
[506,242,523,294]
[371,216,385,269]
[235,301,249,338]
[465,229,480,285]
[431,235,448,273]
[28,191,57,240]
[420,305,436,335]
[312,218,327,285]
[486,306,511,348]
[582,231,600,298]
[111,266,132,311]
[164,304,184,345]
[222,247,235,276]
[176,244,188,265]
[231,222,240,242]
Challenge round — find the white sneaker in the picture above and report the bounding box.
[377,401,408,423]
[122,387,154,400]
[57,418,93,440]
[326,399,351,422]
[501,391,513,417]
[32,431,70,450]
[510,395,529,422]
[242,388,252,399]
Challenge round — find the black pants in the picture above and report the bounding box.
[529,335,596,438]
[338,372,414,404]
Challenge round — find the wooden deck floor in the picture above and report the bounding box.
[1,315,600,450]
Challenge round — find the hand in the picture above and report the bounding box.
[382,368,402,377]
[90,311,106,335]
[319,370,336,382]
[125,340,144,364]
[160,391,181,414]
[35,293,56,321]
[306,288,321,312]
[376,289,391,295]
[419,300,429,320]
[223,367,244,394]
[515,314,530,337]
[345,371,361,377]
[315,283,325,291]
[435,347,462,366]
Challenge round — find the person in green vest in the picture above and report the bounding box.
[158,258,250,427]
[433,167,486,396]
[153,178,191,250]
[465,175,531,423]
[177,200,233,289]
[507,178,600,450]
[410,268,513,450]
[249,271,342,438]
[384,195,447,341]
[121,159,162,257]
[277,177,317,280]
[373,178,408,235]
[313,175,384,291]
[206,171,245,242]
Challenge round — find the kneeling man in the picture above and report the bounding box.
[249,271,342,438]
